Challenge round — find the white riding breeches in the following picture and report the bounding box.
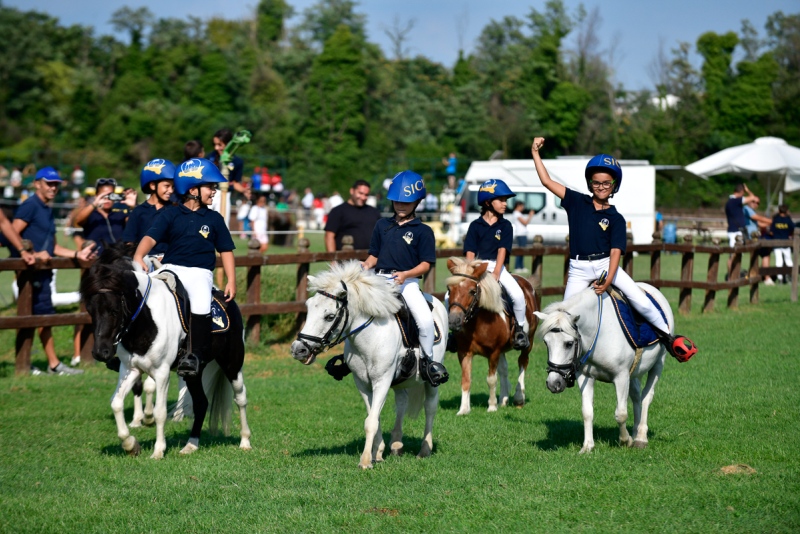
[564,257,670,333]
[774,247,793,275]
[378,275,434,357]
[483,260,527,327]
[155,264,213,315]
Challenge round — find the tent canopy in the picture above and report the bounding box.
[686,137,800,209]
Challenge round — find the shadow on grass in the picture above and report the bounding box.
[439,392,490,411]
[100,432,245,457]
[293,432,441,459]
[534,419,658,451]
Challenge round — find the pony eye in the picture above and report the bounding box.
[468,289,477,296]
[324,313,336,322]
[565,341,574,349]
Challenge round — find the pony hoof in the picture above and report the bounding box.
[456,409,470,416]
[150,451,164,460]
[129,420,142,428]
[633,440,648,449]
[500,397,509,407]
[143,417,155,427]
[487,405,498,413]
[620,438,633,448]
[126,441,141,457]
[239,440,252,451]
[180,443,199,455]
[358,462,374,470]
[417,444,432,459]
[390,445,404,457]
[579,446,594,454]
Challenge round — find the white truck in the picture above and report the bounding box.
[452,157,660,246]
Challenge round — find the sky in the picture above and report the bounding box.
[9,0,798,90]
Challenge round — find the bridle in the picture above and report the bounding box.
[545,294,603,388]
[96,275,152,347]
[295,281,374,357]
[448,272,481,325]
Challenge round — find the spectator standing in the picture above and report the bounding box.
[724,183,758,279]
[770,205,795,284]
[70,165,85,187]
[251,167,262,192]
[249,194,269,253]
[73,178,134,254]
[510,201,535,273]
[324,180,381,252]
[9,167,22,188]
[329,191,344,209]
[743,198,775,284]
[442,152,457,180]
[12,167,96,375]
[301,187,314,227]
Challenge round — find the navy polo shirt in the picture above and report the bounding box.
[15,194,55,255]
[463,216,514,264]
[561,188,627,256]
[207,153,243,183]
[771,215,795,240]
[122,202,169,255]
[725,196,746,232]
[146,205,235,271]
[83,203,130,252]
[369,217,436,272]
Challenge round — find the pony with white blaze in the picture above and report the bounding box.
[290,260,447,469]
[534,283,673,454]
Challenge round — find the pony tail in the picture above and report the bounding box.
[204,360,233,436]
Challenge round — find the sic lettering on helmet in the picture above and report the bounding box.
[403,179,425,197]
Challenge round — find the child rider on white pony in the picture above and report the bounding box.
[134,158,237,377]
[531,137,697,362]
[360,170,449,387]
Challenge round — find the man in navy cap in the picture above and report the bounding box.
[12,166,97,375]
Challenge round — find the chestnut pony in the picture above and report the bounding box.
[446,257,540,415]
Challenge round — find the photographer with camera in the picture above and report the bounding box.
[73,178,135,254]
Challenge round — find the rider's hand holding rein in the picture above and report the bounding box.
[221,250,236,301]
[592,249,622,295]
[133,236,156,272]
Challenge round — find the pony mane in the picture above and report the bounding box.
[445,257,503,314]
[97,241,138,268]
[80,263,137,299]
[309,260,402,318]
[538,288,596,338]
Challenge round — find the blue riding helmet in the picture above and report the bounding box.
[477,179,516,205]
[35,166,62,182]
[387,170,426,202]
[585,154,622,194]
[174,158,226,196]
[140,158,176,193]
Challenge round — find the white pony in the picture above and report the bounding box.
[290,261,447,469]
[534,283,673,454]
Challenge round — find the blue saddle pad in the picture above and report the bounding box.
[395,294,442,349]
[607,289,666,349]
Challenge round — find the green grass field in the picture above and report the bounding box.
[1,240,798,532]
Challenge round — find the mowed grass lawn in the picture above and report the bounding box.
[0,245,799,532]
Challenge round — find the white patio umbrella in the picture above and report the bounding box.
[686,136,800,211]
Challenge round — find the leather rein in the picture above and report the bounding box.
[295,281,374,357]
[96,275,153,347]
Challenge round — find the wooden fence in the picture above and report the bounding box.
[1,230,798,375]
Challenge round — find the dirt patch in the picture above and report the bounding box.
[719,464,757,475]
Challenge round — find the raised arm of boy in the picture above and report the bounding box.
[531,137,566,200]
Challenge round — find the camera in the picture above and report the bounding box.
[107,193,124,201]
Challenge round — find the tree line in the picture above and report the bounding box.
[1,0,798,208]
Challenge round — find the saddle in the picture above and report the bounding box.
[151,270,231,335]
[606,287,667,349]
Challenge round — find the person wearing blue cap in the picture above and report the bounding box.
[531,137,697,362]
[360,170,449,387]
[12,166,97,375]
[133,158,236,378]
[462,178,531,350]
[122,159,175,261]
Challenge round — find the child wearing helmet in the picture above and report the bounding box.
[360,170,449,387]
[133,158,237,377]
[463,179,531,350]
[531,137,696,362]
[122,159,175,262]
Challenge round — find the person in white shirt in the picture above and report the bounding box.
[249,194,269,253]
[510,202,535,273]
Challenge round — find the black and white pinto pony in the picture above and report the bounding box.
[290,261,448,469]
[80,244,251,458]
[534,283,673,453]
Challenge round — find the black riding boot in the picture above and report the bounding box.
[177,313,212,378]
[512,323,529,350]
[419,352,449,387]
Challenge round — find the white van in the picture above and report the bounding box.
[455,157,658,246]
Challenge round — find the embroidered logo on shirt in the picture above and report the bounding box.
[495,229,502,240]
[599,218,609,231]
[403,231,414,245]
[199,225,210,238]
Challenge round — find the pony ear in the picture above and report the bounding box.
[308,275,316,285]
[533,311,548,321]
[447,258,457,273]
[571,314,581,324]
[473,262,489,277]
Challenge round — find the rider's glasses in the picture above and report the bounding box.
[590,180,615,190]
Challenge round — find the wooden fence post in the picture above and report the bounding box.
[749,243,761,305]
[531,235,544,289]
[295,237,310,331]
[246,239,262,344]
[650,232,662,284]
[703,238,721,313]
[15,269,34,375]
[679,235,694,315]
[728,235,743,310]
[78,265,94,364]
